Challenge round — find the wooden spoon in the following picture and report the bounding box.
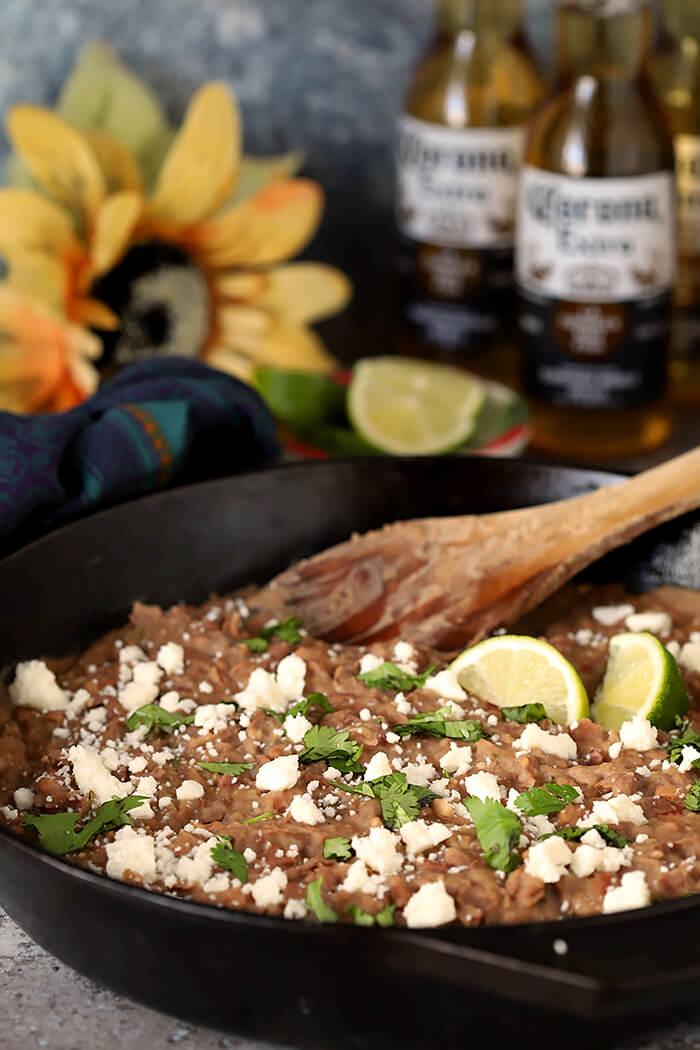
[255,447,700,651]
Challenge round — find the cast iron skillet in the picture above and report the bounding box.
[1,458,699,1050]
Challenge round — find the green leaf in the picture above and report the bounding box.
[242,616,303,653]
[547,824,630,848]
[463,796,522,873]
[333,772,438,831]
[210,836,248,882]
[668,717,700,765]
[501,703,548,724]
[299,725,364,773]
[287,692,334,719]
[358,661,437,693]
[125,704,195,736]
[196,761,257,776]
[392,706,489,741]
[23,795,147,856]
[514,782,580,817]
[322,836,353,861]
[347,903,395,927]
[684,781,700,813]
[240,811,272,825]
[306,876,338,923]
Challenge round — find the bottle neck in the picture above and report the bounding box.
[556,0,654,81]
[438,0,523,36]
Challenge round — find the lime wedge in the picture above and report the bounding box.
[450,635,589,726]
[254,368,347,430]
[592,632,688,732]
[347,357,486,456]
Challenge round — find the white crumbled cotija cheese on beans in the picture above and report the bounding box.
[570,842,632,878]
[288,794,324,825]
[676,745,700,773]
[679,642,700,673]
[439,745,472,776]
[276,653,306,702]
[69,745,131,804]
[105,827,156,882]
[118,679,159,714]
[423,669,467,702]
[602,871,650,914]
[591,604,635,626]
[525,837,572,883]
[131,661,163,689]
[400,819,451,855]
[403,880,456,928]
[403,761,437,787]
[283,713,313,743]
[10,661,68,711]
[580,794,647,827]
[518,723,577,761]
[13,788,35,810]
[251,867,287,908]
[341,860,384,895]
[157,642,185,675]
[235,668,287,713]
[619,717,658,752]
[359,653,383,675]
[352,827,402,875]
[176,779,205,801]
[624,611,672,636]
[284,899,308,920]
[464,771,502,802]
[204,874,230,894]
[193,703,236,733]
[159,691,180,713]
[608,741,622,760]
[393,641,417,671]
[177,841,214,885]
[364,751,393,780]
[255,755,300,792]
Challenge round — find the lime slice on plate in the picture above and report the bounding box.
[450,635,589,726]
[348,357,486,455]
[592,632,688,732]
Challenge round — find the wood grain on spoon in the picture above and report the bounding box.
[257,447,700,650]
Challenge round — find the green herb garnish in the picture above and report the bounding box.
[668,716,700,765]
[685,781,700,812]
[287,692,334,719]
[23,795,147,856]
[501,703,548,724]
[125,704,195,735]
[210,836,248,882]
[240,811,272,824]
[196,761,257,776]
[323,836,353,861]
[242,616,303,653]
[299,725,364,773]
[357,661,437,693]
[347,903,395,927]
[514,782,580,817]
[333,772,438,831]
[546,824,630,848]
[391,706,489,741]
[463,796,522,873]
[306,876,338,923]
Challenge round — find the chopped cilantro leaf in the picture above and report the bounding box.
[288,692,334,719]
[196,761,257,776]
[240,811,272,824]
[685,781,700,813]
[501,703,548,724]
[347,903,395,927]
[23,795,147,856]
[125,704,195,735]
[514,782,580,817]
[333,772,438,830]
[668,717,700,765]
[306,876,338,923]
[357,661,437,693]
[210,836,248,882]
[323,836,353,861]
[299,724,364,773]
[242,616,303,653]
[392,706,489,741]
[547,824,630,848]
[463,796,522,873]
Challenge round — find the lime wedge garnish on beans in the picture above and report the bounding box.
[450,635,589,726]
[592,632,688,732]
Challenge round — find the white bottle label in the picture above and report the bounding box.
[396,117,524,249]
[516,166,675,302]
[676,135,700,255]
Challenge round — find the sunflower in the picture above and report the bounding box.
[0,82,351,412]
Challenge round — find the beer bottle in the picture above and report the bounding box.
[395,0,544,381]
[652,1,700,402]
[516,0,675,460]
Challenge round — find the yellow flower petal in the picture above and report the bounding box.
[6,106,105,232]
[145,83,241,226]
[244,263,352,324]
[0,189,81,260]
[204,345,255,382]
[214,272,267,300]
[74,297,120,331]
[91,191,143,277]
[83,129,143,194]
[215,306,335,371]
[191,178,323,266]
[5,252,69,312]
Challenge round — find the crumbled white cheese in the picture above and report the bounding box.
[235,668,287,713]
[463,771,502,802]
[176,779,205,801]
[423,669,467,702]
[243,847,257,863]
[276,653,306,701]
[439,746,472,777]
[666,640,681,659]
[591,604,635,626]
[69,745,131,804]
[130,776,158,819]
[119,645,146,667]
[105,827,156,882]
[157,642,185,675]
[393,641,417,672]
[204,874,230,894]
[624,611,672,636]
[602,871,650,914]
[677,745,700,773]
[66,689,90,717]
[176,841,214,885]
[608,741,622,759]
[570,843,631,878]
[131,661,164,689]
[574,628,594,646]
[364,751,393,780]
[400,819,450,855]
[403,880,456,928]
[352,826,402,875]
[159,691,180,713]
[525,837,572,883]
[288,794,324,826]
[9,661,68,711]
[0,806,18,821]
[256,755,300,792]
[199,681,214,694]
[283,899,308,920]
[283,713,312,743]
[341,860,384,895]
[359,708,372,722]
[619,717,659,752]
[518,723,577,761]
[579,794,647,827]
[128,756,148,774]
[13,787,35,811]
[679,642,700,673]
[251,867,287,908]
[403,761,437,787]
[359,653,383,675]
[118,679,159,714]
